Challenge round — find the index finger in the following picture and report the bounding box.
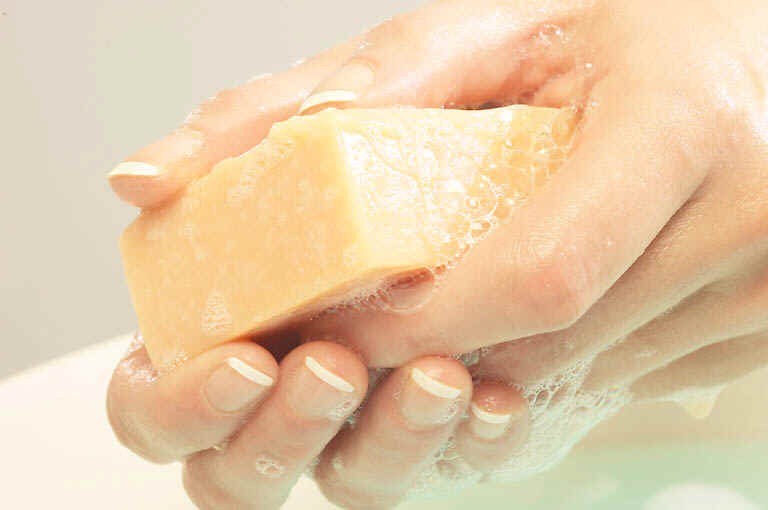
[107,37,360,207]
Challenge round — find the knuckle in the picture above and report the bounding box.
[513,236,595,330]
[107,387,170,464]
[368,13,411,42]
[146,392,200,457]
[182,456,234,510]
[107,355,177,463]
[318,477,398,510]
[363,13,425,56]
[107,379,196,464]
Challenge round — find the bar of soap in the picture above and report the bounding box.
[121,106,578,368]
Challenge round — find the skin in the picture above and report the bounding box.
[107,0,768,507]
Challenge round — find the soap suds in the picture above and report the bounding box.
[311,107,578,318]
[388,356,632,499]
[302,107,630,499]
[253,454,285,479]
[201,290,233,336]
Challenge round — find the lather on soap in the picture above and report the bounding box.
[121,106,578,368]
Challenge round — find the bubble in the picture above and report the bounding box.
[156,350,190,376]
[327,400,357,421]
[536,23,567,46]
[125,332,145,356]
[299,105,584,499]
[253,454,285,479]
[468,216,497,242]
[201,290,233,336]
[436,400,461,424]
[458,349,480,367]
[118,333,159,384]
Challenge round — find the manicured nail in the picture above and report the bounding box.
[205,357,274,412]
[299,62,375,115]
[471,402,512,424]
[399,368,462,428]
[286,356,358,420]
[469,402,517,440]
[305,356,355,392]
[381,269,437,313]
[108,161,163,178]
[411,368,461,398]
[299,91,359,114]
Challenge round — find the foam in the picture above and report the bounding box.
[253,454,286,479]
[307,105,576,319]
[129,104,601,496]
[278,105,618,498]
[298,105,634,496]
[378,355,632,500]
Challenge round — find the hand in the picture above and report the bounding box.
[111,0,768,371]
[108,0,768,505]
[291,0,768,376]
[108,335,530,508]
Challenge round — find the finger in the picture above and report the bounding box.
[108,37,361,207]
[183,341,367,510]
[583,270,768,392]
[302,84,712,367]
[107,337,278,464]
[313,357,472,509]
[629,331,768,403]
[299,0,587,114]
[475,140,767,384]
[454,381,529,473]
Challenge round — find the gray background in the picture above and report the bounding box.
[0,0,418,378]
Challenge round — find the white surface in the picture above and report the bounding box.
[0,335,338,509]
[644,484,761,510]
[1,336,766,509]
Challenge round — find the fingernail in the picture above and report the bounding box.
[471,402,512,424]
[299,91,359,115]
[108,161,163,178]
[399,368,462,428]
[299,62,375,115]
[286,356,358,420]
[469,402,518,440]
[205,357,274,412]
[305,356,355,392]
[381,269,437,313]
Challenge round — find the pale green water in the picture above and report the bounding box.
[402,441,768,509]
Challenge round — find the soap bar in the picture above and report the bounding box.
[121,106,577,368]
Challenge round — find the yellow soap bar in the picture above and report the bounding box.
[121,106,577,368]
